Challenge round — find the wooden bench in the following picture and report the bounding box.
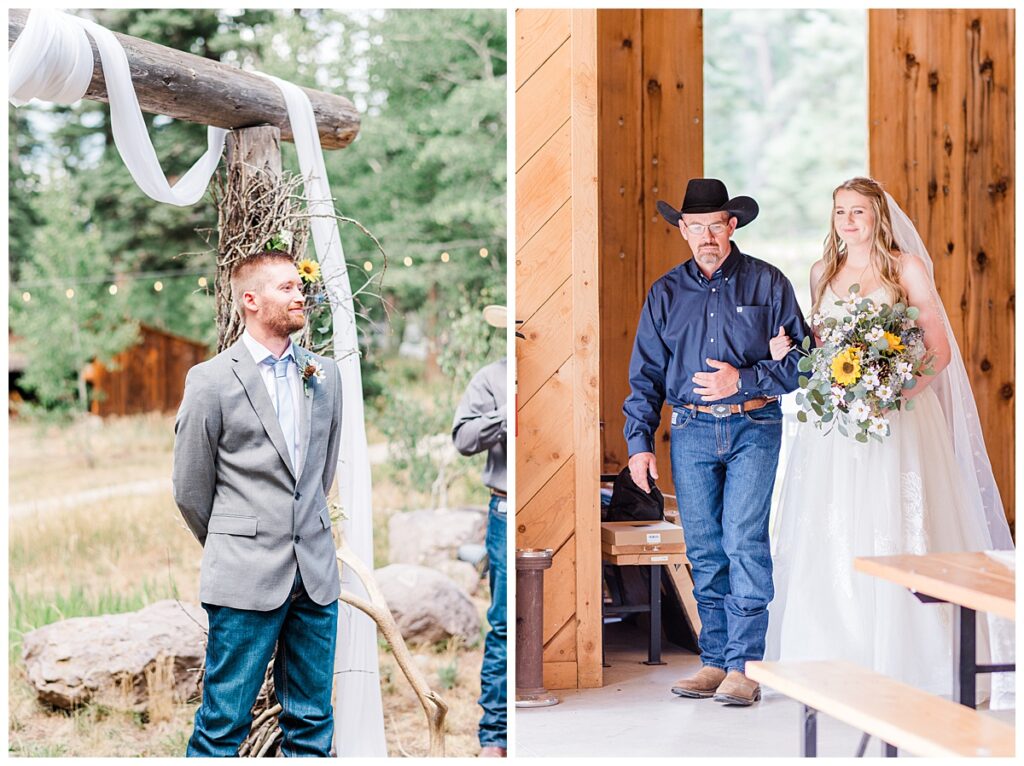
[745,660,1014,757]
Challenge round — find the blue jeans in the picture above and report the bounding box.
[669,402,781,673]
[478,494,507,748]
[187,571,338,757]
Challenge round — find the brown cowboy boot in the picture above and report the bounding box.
[713,670,761,706]
[670,665,727,699]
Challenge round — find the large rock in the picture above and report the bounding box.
[375,564,480,644]
[434,559,483,595]
[22,600,208,712]
[387,507,486,566]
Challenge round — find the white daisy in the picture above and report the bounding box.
[865,326,885,343]
[861,371,880,390]
[849,399,871,422]
[867,416,889,436]
[876,384,894,400]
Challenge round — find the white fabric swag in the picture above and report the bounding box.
[9,8,386,755]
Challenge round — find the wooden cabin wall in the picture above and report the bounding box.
[516,8,602,690]
[598,9,704,495]
[868,9,1015,534]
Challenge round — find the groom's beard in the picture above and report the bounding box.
[265,303,307,336]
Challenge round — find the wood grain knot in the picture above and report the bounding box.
[928,71,939,91]
[622,37,633,49]
[1000,384,1013,400]
[646,79,661,95]
[946,242,955,255]
[980,358,992,372]
[987,177,1009,196]
[979,58,994,78]
[975,250,988,270]
[905,52,918,72]
[927,180,938,200]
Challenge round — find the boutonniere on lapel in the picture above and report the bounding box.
[299,355,326,397]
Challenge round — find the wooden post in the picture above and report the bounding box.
[8,9,359,149]
[217,126,282,351]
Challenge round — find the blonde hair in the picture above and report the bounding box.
[812,177,908,314]
[230,252,295,318]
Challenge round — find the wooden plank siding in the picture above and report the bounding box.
[515,8,602,689]
[597,10,703,490]
[84,324,209,417]
[868,9,1015,534]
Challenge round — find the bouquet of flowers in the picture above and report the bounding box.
[795,284,934,442]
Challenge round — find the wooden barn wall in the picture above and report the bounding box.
[868,9,1015,534]
[515,8,602,690]
[597,9,703,492]
[90,326,208,417]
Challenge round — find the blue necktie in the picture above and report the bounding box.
[267,355,297,470]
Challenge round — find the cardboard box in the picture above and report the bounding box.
[601,541,686,556]
[600,520,685,547]
[602,551,688,566]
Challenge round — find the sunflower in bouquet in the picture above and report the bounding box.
[795,284,935,442]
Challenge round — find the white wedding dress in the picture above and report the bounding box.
[764,284,996,697]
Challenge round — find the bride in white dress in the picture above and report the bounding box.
[764,177,1014,698]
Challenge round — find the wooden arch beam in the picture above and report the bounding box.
[8,9,360,150]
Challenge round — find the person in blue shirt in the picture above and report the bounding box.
[624,178,810,706]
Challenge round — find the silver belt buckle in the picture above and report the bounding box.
[710,404,731,418]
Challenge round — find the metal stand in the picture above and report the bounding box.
[515,548,558,708]
[601,563,666,666]
[914,594,1015,708]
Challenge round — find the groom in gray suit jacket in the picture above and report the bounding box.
[173,251,343,756]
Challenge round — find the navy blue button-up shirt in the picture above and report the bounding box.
[623,243,810,456]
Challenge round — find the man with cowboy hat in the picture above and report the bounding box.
[452,304,508,756]
[624,179,809,705]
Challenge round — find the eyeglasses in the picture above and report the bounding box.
[682,221,730,236]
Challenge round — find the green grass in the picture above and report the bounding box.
[9,578,180,663]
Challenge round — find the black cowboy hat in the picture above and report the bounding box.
[656,178,759,229]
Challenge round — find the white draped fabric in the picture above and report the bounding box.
[9,8,387,754]
[9,8,227,207]
[260,73,387,756]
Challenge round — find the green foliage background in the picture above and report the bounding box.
[704,8,867,307]
[9,9,506,428]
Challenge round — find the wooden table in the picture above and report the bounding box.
[854,552,1015,708]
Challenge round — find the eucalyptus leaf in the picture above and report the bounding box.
[906,306,920,320]
[798,356,812,372]
[905,398,916,411]
[798,375,809,389]
[802,335,812,350]
[855,432,868,443]
[797,410,808,423]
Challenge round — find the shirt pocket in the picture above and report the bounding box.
[732,305,772,363]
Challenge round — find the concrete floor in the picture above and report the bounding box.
[515,622,1014,758]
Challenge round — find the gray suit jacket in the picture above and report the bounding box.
[172,338,342,610]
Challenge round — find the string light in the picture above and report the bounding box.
[22,292,31,302]
[479,247,489,258]
[440,252,450,263]
[153,281,163,292]
[363,261,373,272]
[65,288,75,299]
[403,256,413,267]
[108,284,118,295]
[197,276,208,288]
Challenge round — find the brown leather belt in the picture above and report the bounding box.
[491,489,507,498]
[681,397,778,418]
